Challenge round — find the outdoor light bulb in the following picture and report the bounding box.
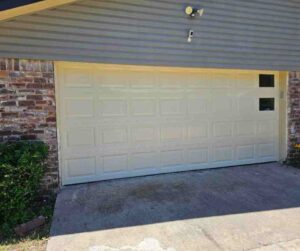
[185,6,193,16]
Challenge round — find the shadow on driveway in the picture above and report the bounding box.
[48,163,300,250]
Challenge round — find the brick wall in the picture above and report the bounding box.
[287,72,300,165]
[0,58,59,192]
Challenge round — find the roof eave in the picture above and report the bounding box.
[0,0,80,22]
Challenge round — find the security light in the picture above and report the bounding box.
[185,6,204,17]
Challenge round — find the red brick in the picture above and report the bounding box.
[19,100,35,106]
[34,77,46,83]
[20,134,37,140]
[0,130,11,136]
[11,83,26,88]
[0,58,58,194]
[26,83,43,89]
[36,100,47,105]
[287,71,300,165]
[1,101,16,106]
[1,112,18,118]
[27,95,43,100]
[0,71,9,78]
[46,117,56,123]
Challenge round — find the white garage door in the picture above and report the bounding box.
[57,63,279,185]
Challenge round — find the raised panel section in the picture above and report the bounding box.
[212,96,232,113]
[238,97,255,113]
[237,121,256,136]
[160,98,184,116]
[214,146,233,162]
[257,120,275,136]
[132,127,156,143]
[161,150,183,167]
[187,97,208,114]
[161,125,183,142]
[131,99,156,116]
[186,74,210,88]
[67,128,95,147]
[66,157,96,178]
[210,74,233,88]
[64,67,92,87]
[130,152,158,170]
[236,74,256,88]
[102,128,127,144]
[187,123,208,140]
[258,143,275,158]
[100,99,127,117]
[213,122,232,137]
[66,98,94,118]
[237,145,255,160]
[103,155,128,173]
[188,148,208,164]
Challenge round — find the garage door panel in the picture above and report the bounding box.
[161,150,184,167]
[63,67,93,88]
[237,145,255,161]
[212,95,234,114]
[131,98,157,116]
[258,143,277,158]
[160,98,185,116]
[101,127,128,145]
[130,152,159,170]
[234,74,257,89]
[212,122,233,138]
[209,73,235,88]
[66,98,94,118]
[103,154,128,173]
[187,122,209,140]
[66,127,95,147]
[187,148,209,165]
[213,146,234,163]
[99,99,128,117]
[160,124,184,142]
[236,121,256,136]
[131,126,158,143]
[65,157,96,178]
[187,97,209,114]
[58,63,279,185]
[257,120,277,136]
[238,97,256,114]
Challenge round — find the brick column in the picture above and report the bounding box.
[0,58,59,193]
[287,72,300,166]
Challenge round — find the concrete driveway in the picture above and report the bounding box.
[47,163,300,251]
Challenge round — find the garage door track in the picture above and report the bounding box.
[47,163,300,251]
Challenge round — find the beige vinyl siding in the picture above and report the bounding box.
[0,0,299,70]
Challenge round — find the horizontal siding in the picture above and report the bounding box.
[0,0,299,70]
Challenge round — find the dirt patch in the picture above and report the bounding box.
[96,196,124,215]
[129,180,192,203]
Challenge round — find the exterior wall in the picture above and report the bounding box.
[0,0,299,70]
[0,58,59,192]
[287,72,300,165]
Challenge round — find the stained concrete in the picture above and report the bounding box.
[47,163,300,251]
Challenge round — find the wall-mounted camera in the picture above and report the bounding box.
[187,29,194,43]
[185,6,204,17]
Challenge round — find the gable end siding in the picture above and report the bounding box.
[0,0,299,70]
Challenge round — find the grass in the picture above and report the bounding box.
[0,196,56,251]
[0,223,50,251]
